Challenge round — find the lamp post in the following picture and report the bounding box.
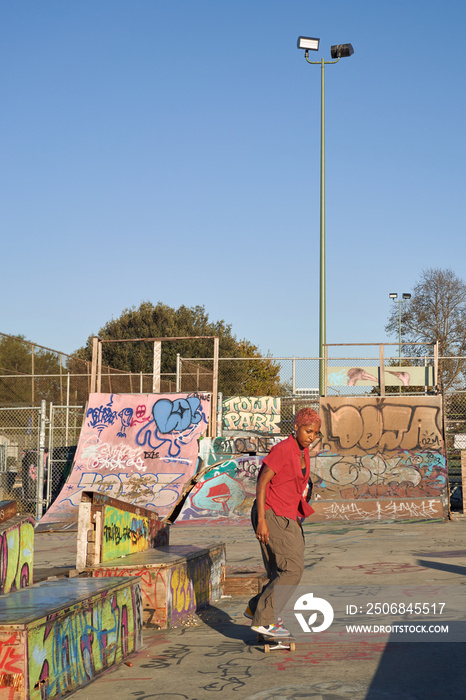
[389,293,411,363]
[297,37,354,396]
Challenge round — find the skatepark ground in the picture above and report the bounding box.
[35,515,466,700]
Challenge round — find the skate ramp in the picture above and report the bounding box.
[37,392,210,531]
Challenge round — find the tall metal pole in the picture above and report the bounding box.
[398,301,402,365]
[319,57,326,396]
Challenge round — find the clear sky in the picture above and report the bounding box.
[1,0,465,359]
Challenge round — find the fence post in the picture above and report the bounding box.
[176,354,181,392]
[211,337,219,438]
[36,399,47,520]
[91,337,98,393]
[66,373,70,444]
[31,344,35,405]
[217,392,223,437]
[46,403,53,510]
[153,341,161,393]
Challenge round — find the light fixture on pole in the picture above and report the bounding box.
[297,36,354,396]
[389,293,412,363]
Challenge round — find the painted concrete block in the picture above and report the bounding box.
[0,516,34,595]
[0,577,142,699]
[92,543,225,629]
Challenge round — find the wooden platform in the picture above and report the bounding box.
[0,576,142,700]
[90,543,225,629]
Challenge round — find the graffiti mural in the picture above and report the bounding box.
[222,397,280,434]
[102,506,151,561]
[320,397,443,455]
[38,393,210,528]
[0,578,142,700]
[93,544,225,629]
[27,579,142,698]
[176,437,276,523]
[309,396,448,522]
[0,516,34,595]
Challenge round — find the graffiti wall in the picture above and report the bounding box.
[222,396,280,434]
[0,516,34,595]
[176,436,281,523]
[310,396,447,522]
[0,577,142,700]
[38,392,210,529]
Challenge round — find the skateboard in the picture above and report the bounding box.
[257,633,296,653]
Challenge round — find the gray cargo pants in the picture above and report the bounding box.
[248,501,305,627]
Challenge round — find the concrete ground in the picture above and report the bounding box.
[35,515,466,700]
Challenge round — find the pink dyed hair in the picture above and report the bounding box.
[294,407,321,428]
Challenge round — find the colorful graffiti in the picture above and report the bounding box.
[93,544,225,629]
[102,505,152,562]
[0,516,34,595]
[93,566,168,628]
[25,579,143,699]
[222,396,280,434]
[176,435,287,522]
[0,633,23,696]
[38,393,210,528]
[169,549,224,626]
[308,396,448,522]
[311,450,446,501]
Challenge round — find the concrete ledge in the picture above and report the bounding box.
[90,543,225,629]
[0,577,143,699]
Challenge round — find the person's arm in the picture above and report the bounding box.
[255,465,275,545]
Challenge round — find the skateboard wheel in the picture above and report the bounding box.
[290,642,296,651]
[264,644,271,653]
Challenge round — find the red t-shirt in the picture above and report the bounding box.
[260,434,314,520]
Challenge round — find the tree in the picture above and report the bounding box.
[0,334,64,405]
[385,268,466,391]
[76,302,282,396]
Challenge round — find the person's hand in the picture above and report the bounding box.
[256,520,269,546]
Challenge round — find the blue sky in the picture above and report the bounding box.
[1,0,465,360]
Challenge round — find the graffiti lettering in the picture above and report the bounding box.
[86,396,118,436]
[222,396,280,434]
[322,400,442,454]
[80,439,146,473]
[27,581,142,698]
[39,393,210,527]
[74,471,184,508]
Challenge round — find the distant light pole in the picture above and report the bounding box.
[389,293,412,363]
[297,37,354,395]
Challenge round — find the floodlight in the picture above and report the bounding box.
[297,36,320,51]
[330,43,354,59]
[389,293,398,300]
[402,293,411,300]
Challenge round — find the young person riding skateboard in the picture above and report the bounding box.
[245,407,321,637]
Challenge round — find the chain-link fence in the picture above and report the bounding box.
[0,403,86,516]
[1,336,466,514]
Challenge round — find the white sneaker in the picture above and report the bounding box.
[251,623,291,637]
